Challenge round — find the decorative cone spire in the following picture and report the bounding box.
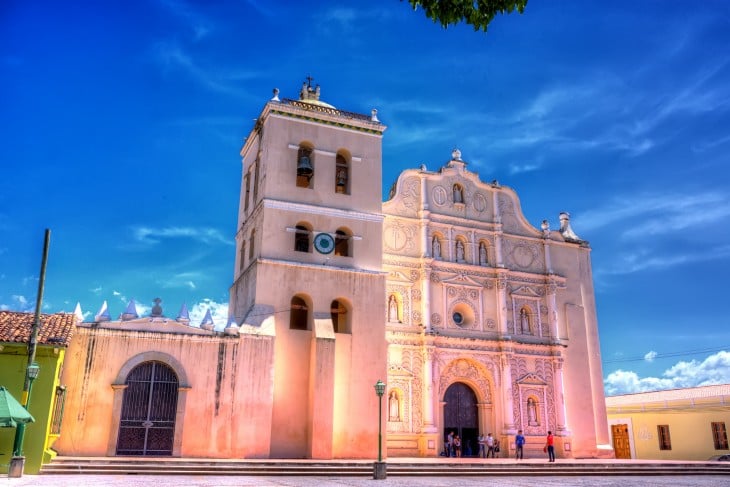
[121,299,139,321]
[177,303,190,323]
[200,308,215,331]
[73,302,84,323]
[95,300,111,322]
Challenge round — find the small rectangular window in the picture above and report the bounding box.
[244,172,251,212]
[657,425,671,450]
[50,385,67,435]
[712,422,729,450]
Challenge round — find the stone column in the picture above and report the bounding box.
[422,345,437,433]
[422,269,432,333]
[500,355,517,434]
[497,275,509,335]
[553,358,569,435]
[546,281,559,340]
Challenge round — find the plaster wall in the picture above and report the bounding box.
[55,327,274,458]
[0,345,64,474]
[608,409,730,460]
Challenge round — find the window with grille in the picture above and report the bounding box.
[50,385,67,435]
[657,425,671,450]
[712,422,728,450]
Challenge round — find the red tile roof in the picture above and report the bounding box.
[0,311,77,347]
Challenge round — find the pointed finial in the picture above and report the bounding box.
[200,308,215,331]
[121,299,139,321]
[73,302,84,323]
[95,300,111,322]
[271,88,280,102]
[177,303,190,323]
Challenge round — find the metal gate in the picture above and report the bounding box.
[116,361,178,456]
[443,382,479,456]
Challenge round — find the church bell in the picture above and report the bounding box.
[297,154,313,178]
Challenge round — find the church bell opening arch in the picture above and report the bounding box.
[443,382,479,457]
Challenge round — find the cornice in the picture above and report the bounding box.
[263,198,384,223]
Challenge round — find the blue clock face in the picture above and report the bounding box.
[314,233,335,254]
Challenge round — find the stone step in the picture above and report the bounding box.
[40,458,730,477]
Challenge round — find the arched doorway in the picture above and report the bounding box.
[443,382,479,457]
[116,361,179,456]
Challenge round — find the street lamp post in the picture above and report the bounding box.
[9,362,41,478]
[373,379,387,480]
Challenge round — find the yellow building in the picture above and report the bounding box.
[606,384,730,460]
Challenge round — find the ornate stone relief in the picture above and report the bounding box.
[411,288,421,301]
[509,358,556,434]
[431,313,442,326]
[502,238,544,273]
[438,357,493,403]
[386,285,411,325]
[400,176,421,213]
[432,185,448,207]
[473,192,488,213]
[497,193,518,232]
[384,220,417,255]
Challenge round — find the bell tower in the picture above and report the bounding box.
[230,80,387,459]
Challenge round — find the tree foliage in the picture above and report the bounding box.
[405,0,528,32]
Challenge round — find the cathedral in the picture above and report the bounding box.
[54,81,612,460]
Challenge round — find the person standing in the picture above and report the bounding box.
[486,433,495,458]
[478,434,486,458]
[545,430,555,462]
[446,431,454,457]
[515,429,525,460]
[454,435,462,457]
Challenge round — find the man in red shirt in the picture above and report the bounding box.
[545,431,555,462]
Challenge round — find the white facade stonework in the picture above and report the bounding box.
[55,83,612,460]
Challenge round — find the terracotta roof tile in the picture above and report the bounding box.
[0,311,77,347]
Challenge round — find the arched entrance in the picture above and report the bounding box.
[443,382,479,457]
[116,361,179,456]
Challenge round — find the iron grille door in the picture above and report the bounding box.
[116,361,178,456]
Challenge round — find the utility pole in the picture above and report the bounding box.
[10,229,50,477]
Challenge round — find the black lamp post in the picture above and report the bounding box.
[9,362,41,478]
[373,379,386,480]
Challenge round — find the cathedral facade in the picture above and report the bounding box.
[54,82,612,460]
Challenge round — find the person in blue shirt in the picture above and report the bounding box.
[515,429,525,460]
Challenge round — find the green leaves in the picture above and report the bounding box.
[405,0,528,32]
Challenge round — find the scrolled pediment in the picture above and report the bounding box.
[516,373,548,386]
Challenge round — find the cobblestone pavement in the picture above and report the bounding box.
[3,475,730,487]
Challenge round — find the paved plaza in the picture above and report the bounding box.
[3,474,729,487]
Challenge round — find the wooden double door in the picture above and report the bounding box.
[611,424,631,459]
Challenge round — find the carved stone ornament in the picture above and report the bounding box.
[411,288,421,301]
[473,192,487,213]
[430,273,441,283]
[431,313,442,325]
[432,186,448,206]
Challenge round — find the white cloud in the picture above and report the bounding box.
[605,350,730,395]
[188,298,229,329]
[131,225,233,246]
[12,295,29,310]
[599,244,730,276]
[644,351,658,362]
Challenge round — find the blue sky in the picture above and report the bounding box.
[2,0,729,396]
